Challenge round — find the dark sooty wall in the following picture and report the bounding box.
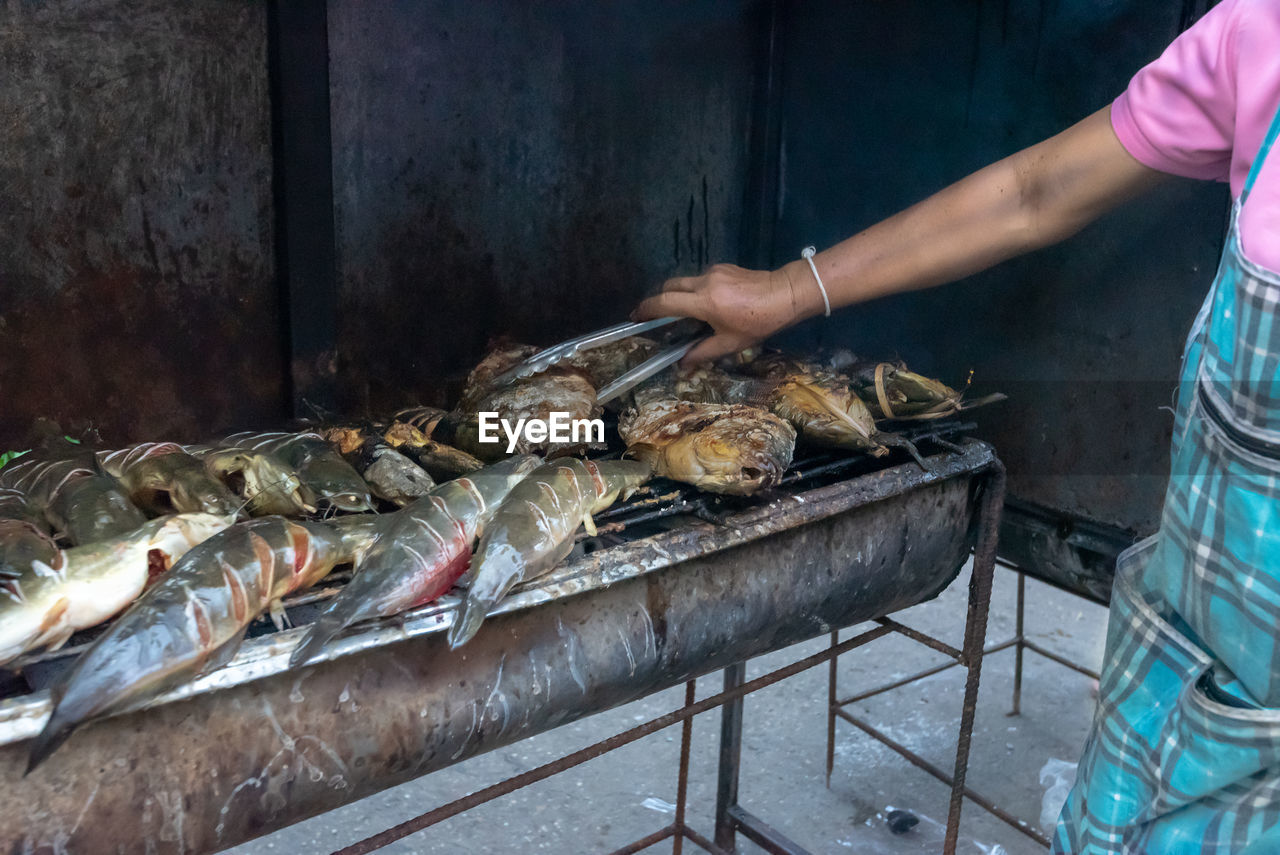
[327,0,761,415]
[1,1,1224,536]
[0,1,283,448]
[770,0,1228,533]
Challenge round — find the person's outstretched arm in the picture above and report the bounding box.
[634,106,1167,363]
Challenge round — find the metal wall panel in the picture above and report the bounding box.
[327,0,762,414]
[769,0,1228,534]
[0,0,282,448]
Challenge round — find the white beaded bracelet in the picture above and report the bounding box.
[801,246,832,317]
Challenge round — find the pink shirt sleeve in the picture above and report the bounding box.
[1111,0,1242,183]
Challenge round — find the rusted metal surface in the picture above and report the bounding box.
[998,498,1134,604]
[823,464,1036,851]
[710,460,1003,855]
[269,1,340,417]
[0,441,994,854]
[768,0,1228,537]
[325,0,763,415]
[339,628,897,855]
[0,0,283,449]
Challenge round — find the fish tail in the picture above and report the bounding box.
[290,616,343,668]
[26,696,79,775]
[447,594,490,650]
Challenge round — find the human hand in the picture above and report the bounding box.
[632,261,823,364]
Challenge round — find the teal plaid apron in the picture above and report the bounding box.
[1053,103,1280,853]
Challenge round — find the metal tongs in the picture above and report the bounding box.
[488,316,710,404]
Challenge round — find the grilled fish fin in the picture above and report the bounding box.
[449,595,488,649]
[268,597,291,631]
[42,627,75,653]
[582,513,598,537]
[290,615,343,668]
[787,379,873,441]
[196,626,249,678]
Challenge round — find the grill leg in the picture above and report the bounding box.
[673,679,696,855]
[825,630,838,787]
[1011,570,1025,716]
[714,662,747,853]
[943,464,1006,855]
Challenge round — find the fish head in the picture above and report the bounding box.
[163,465,241,517]
[298,456,375,514]
[57,476,147,543]
[649,407,794,495]
[382,422,430,448]
[361,447,436,506]
[313,489,375,515]
[242,454,315,515]
[141,513,234,579]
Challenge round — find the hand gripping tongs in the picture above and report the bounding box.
[487,316,710,405]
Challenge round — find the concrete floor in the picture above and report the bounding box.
[226,565,1108,855]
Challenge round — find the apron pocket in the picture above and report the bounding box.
[1151,663,1280,828]
[1158,390,1280,706]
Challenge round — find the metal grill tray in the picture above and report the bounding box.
[0,436,997,855]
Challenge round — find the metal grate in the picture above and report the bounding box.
[3,420,977,700]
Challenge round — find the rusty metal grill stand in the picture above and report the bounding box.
[824,553,1105,850]
[1000,566,1103,718]
[714,463,1007,855]
[333,459,1006,855]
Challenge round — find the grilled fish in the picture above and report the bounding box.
[0,513,231,666]
[97,442,241,517]
[381,422,484,481]
[849,362,963,420]
[0,489,62,621]
[0,447,147,546]
[219,431,374,513]
[743,355,886,454]
[187,444,314,517]
[27,516,376,772]
[620,399,794,495]
[617,366,794,495]
[322,426,437,507]
[453,342,603,461]
[449,459,650,649]
[290,455,540,666]
[457,342,540,411]
[562,335,660,399]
